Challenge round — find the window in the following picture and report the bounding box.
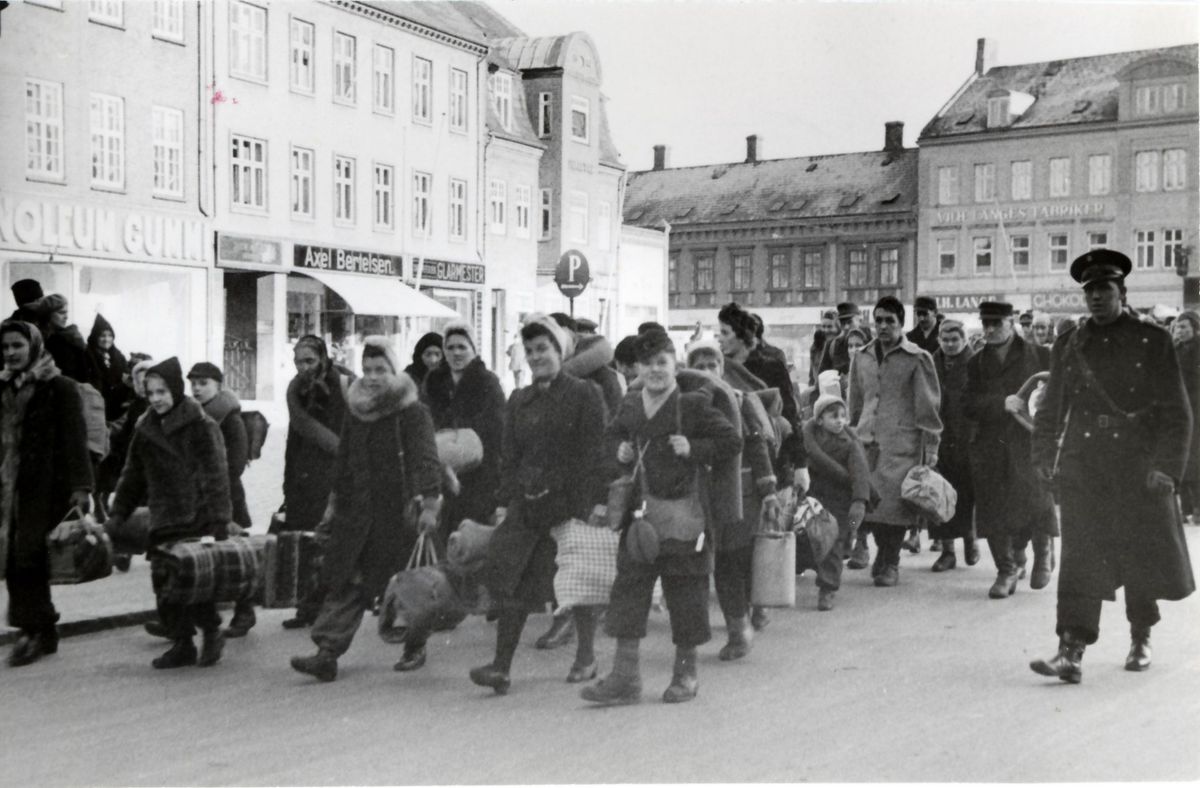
[538,92,552,138]
[1135,150,1160,192]
[289,19,314,94]
[539,189,552,240]
[151,106,184,198]
[449,69,468,132]
[89,0,122,26]
[412,57,432,123]
[937,238,956,274]
[731,253,752,291]
[1010,160,1032,200]
[974,163,995,202]
[695,254,715,292]
[373,164,393,230]
[570,96,590,143]
[153,0,183,41]
[937,166,959,205]
[597,201,611,251]
[230,134,267,211]
[1049,157,1071,197]
[334,156,355,224]
[847,249,869,286]
[412,171,431,235]
[802,250,822,288]
[668,255,679,292]
[333,32,356,104]
[878,248,899,286]
[768,252,790,290]
[488,179,506,235]
[290,146,313,219]
[1048,233,1070,270]
[449,179,467,240]
[230,2,267,82]
[1163,149,1187,191]
[491,72,512,132]
[568,191,589,244]
[1164,229,1184,271]
[372,44,393,113]
[90,93,124,189]
[1135,230,1156,269]
[986,96,1008,128]
[1163,83,1185,112]
[25,78,64,180]
[1087,154,1111,196]
[1135,85,1160,116]
[973,237,992,274]
[1087,231,1108,250]
[514,184,532,239]
[1010,235,1030,271]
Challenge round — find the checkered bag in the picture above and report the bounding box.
[152,536,260,606]
[551,518,619,609]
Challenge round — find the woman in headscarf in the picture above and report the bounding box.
[403,332,443,387]
[290,337,442,682]
[86,313,130,422]
[470,314,608,695]
[1172,311,1200,524]
[0,320,93,667]
[929,320,980,570]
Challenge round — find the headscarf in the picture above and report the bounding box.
[405,332,443,384]
[131,358,155,399]
[443,321,477,355]
[0,320,58,534]
[0,320,55,389]
[144,357,185,408]
[521,313,573,359]
[1175,311,1200,342]
[293,335,333,401]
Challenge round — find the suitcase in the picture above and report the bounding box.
[152,536,259,605]
[252,531,319,608]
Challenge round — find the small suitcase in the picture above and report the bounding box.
[253,531,319,608]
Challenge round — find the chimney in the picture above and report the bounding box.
[884,121,904,152]
[975,38,997,76]
[745,134,762,164]
[653,144,669,171]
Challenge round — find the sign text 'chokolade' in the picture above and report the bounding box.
[294,244,400,277]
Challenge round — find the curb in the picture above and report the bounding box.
[0,609,158,647]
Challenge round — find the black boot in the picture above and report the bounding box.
[1125,626,1152,672]
[198,628,224,667]
[581,637,642,705]
[224,601,256,638]
[1030,534,1054,590]
[153,638,198,669]
[718,616,751,661]
[393,643,427,672]
[663,646,699,703]
[7,631,51,667]
[291,649,338,682]
[468,664,511,695]
[534,610,574,650]
[1030,634,1085,684]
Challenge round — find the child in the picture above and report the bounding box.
[801,394,871,611]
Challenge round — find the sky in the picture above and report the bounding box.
[494,0,1199,171]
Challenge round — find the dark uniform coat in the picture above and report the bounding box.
[1032,314,1194,602]
[965,334,1055,539]
[930,346,975,541]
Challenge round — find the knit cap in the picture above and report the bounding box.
[813,393,847,420]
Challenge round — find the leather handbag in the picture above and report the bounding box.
[378,534,466,644]
[435,428,484,473]
[48,508,113,585]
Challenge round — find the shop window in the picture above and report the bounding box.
[847,248,869,286]
[89,0,122,26]
[1135,230,1156,269]
[230,134,267,211]
[597,201,611,251]
[973,237,992,274]
[1049,233,1070,270]
[1163,149,1187,191]
[571,96,590,144]
[937,238,956,274]
[25,79,64,181]
[1010,160,1031,200]
[538,92,552,138]
[90,93,124,190]
[152,105,184,198]
[412,56,432,124]
[230,2,267,82]
[1087,154,1111,196]
[449,68,468,132]
[449,179,467,240]
[937,166,958,205]
[489,179,507,235]
[568,191,588,244]
[1010,235,1030,271]
[412,171,431,235]
[372,44,393,114]
[694,254,714,292]
[514,184,532,239]
[973,163,995,203]
[373,163,393,231]
[540,189,553,240]
[491,72,512,132]
[289,18,314,94]
[333,32,356,105]
[1049,157,1071,197]
[1135,150,1160,192]
[1164,229,1184,271]
[802,249,823,288]
[153,0,183,41]
[878,247,899,286]
[290,146,313,219]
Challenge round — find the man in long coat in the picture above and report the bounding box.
[1030,250,1194,684]
[964,302,1055,599]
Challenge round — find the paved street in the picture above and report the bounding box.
[3,529,1198,785]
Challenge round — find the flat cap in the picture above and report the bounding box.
[186,361,224,382]
[1070,249,1131,286]
[978,301,1014,319]
[914,295,937,312]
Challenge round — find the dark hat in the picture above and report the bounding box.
[549,312,577,333]
[1018,310,1034,325]
[836,302,860,320]
[575,317,598,334]
[978,301,1014,319]
[186,361,224,383]
[632,328,676,363]
[637,321,665,335]
[914,296,937,312]
[145,357,185,405]
[1069,249,1131,286]
[11,279,43,307]
[820,309,838,321]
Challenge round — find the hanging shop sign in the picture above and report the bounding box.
[411,257,485,285]
[294,244,400,277]
[217,233,282,269]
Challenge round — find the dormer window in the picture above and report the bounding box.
[1136,82,1186,116]
[986,90,1035,128]
[986,96,1009,128]
[491,72,513,132]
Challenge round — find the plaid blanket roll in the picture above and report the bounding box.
[152,536,260,606]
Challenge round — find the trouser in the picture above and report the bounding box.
[988,531,1040,575]
[713,545,753,620]
[869,524,905,569]
[150,560,220,638]
[311,581,370,657]
[605,559,711,647]
[1056,591,1161,645]
[816,516,855,591]
[230,476,251,531]
[5,555,58,633]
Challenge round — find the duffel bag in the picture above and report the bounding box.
[378,535,465,644]
[105,507,151,555]
[900,465,957,524]
[48,508,113,585]
[447,519,494,571]
[551,518,618,609]
[152,536,259,606]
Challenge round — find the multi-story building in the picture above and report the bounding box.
[623,125,918,377]
[917,40,1199,316]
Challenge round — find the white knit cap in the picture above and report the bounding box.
[522,312,574,359]
[813,393,847,420]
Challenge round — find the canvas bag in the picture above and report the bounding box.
[900,434,957,524]
[552,517,619,608]
[637,402,705,545]
[378,534,466,644]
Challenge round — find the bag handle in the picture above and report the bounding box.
[405,532,439,570]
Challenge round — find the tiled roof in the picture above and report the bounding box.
[622,149,916,228]
[921,43,1197,140]
[359,1,490,46]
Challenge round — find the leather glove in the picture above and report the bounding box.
[1146,470,1175,494]
[68,490,91,516]
[760,494,781,532]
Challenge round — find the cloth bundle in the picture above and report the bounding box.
[48,509,113,585]
[447,519,494,571]
[378,534,466,644]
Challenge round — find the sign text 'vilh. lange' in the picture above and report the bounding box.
[293,244,400,277]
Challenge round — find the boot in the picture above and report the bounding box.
[197,628,224,667]
[1125,626,1152,672]
[931,547,957,573]
[718,616,752,661]
[393,644,427,672]
[988,570,1020,599]
[224,601,256,638]
[281,613,315,630]
[291,649,338,682]
[469,664,511,695]
[662,646,699,703]
[581,637,642,705]
[964,538,981,566]
[750,606,770,631]
[1030,535,1054,590]
[874,564,899,587]
[534,611,574,650]
[817,588,836,612]
[7,631,51,667]
[902,528,921,554]
[846,535,870,569]
[144,620,172,640]
[153,638,198,669]
[1030,634,1085,683]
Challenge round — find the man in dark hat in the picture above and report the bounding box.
[809,309,840,387]
[1018,310,1035,339]
[818,303,873,376]
[965,301,1055,600]
[1030,250,1194,684]
[905,296,942,355]
[10,279,43,323]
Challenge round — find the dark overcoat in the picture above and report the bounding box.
[929,346,976,540]
[482,372,607,606]
[1175,337,1200,490]
[1032,314,1194,601]
[283,365,350,532]
[906,322,942,355]
[965,334,1054,539]
[201,389,250,528]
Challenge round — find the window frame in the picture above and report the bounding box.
[412,56,433,125]
[1164,228,1184,270]
[290,145,314,220]
[768,250,791,290]
[937,237,956,275]
[730,251,753,291]
[1010,234,1030,271]
[937,165,959,205]
[151,105,184,199]
[412,171,432,236]
[1048,157,1071,198]
[973,162,996,203]
[89,92,125,191]
[1163,148,1186,191]
[570,95,590,144]
[25,78,65,182]
[448,178,467,241]
[1010,160,1032,201]
[668,254,679,293]
[449,68,468,133]
[846,247,869,287]
[491,72,513,132]
[152,0,184,42]
[372,162,394,231]
[1087,154,1111,196]
[1134,229,1156,269]
[332,31,357,106]
[230,133,268,214]
[694,252,715,292]
[801,248,823,289]
[488,179,507,236]
[538,92,553,138]
[229,1,267,84]
[1048,233,1070,271]
[1135,150,1160,192]
[514,184,532,239]
[333,154,356,226]
[877,246,900,286]
[539,188,553,240]
[289,17,315,95]
[372,43,394,115]
[88,0,123,27]
[972,236,993,275]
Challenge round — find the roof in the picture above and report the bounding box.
[921,43,1198,140]
[444,1,526,39]
[359,1,490,47]
[622,149,917,228]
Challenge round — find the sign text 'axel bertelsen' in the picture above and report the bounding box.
[294,244,400,276]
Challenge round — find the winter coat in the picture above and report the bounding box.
[802,420,871,526]
[1033,314,1194,602]
[930,346,976,540]
[808,335,827,387]
[819,327,874,377]
[86,314,130,422]
[283,365,350,533]
[421,357,505,524]
[110,397,232,547]
[323,374,441,601]
[906,322,942,355]
[201,389,250,528]
[965,335,1053,539]
[563,334,623,420]
[97,396,148,494]
[847,338,942,526]
[44,326,99,388]
[482,372,608,605]
[742,345,798,430]
[1175,337,1200,488]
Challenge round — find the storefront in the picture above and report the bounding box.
[411,256,486,342]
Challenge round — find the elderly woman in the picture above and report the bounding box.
[290,338,441,682]
[1173,312,1200,524]
[929,320,979,570]
[847,296,942,586]
[469,316,608,694]
[0,320,92,667]
[583,330,740,705]
[106,357,232,669]
[403,332,443,387]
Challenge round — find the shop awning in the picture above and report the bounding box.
[300,270,460,319]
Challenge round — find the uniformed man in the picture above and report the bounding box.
[905,296,942,355]
[1029,250,1194,684]
[819,302,873,377]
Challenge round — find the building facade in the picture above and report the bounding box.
[917,40,1199,317]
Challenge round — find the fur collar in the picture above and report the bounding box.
[563,334,613,379]
[347,370,418,422]
[201,388,241,424]
[138,396,206,443]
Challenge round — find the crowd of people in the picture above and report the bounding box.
[2,246,1196,697]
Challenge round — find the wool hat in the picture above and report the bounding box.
[914,296,937,312]
[813,393,847,420]
[11,279,43,307]
[1018,310,1035,326]
[637,321,665,335]
[186,361,224,383]
[522,312,573,359]
[88,313,115,347]
[978,301,1014,319]
[33,293,68,317]
[836,302,861,320]
[685,338,723,366]
[632,328,675,363]
[845,327,870,344]
[1070,249,1131,286]
[145,357,185,404]
[362,335,402,375]
[443,320,477,353]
